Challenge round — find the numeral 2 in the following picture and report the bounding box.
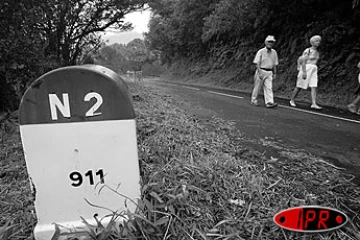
[84,92,103,117]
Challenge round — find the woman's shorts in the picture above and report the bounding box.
[296,64,318,90]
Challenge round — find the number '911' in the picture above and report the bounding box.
[69,169,105,187]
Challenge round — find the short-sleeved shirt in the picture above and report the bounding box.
[303,47,319,65]
[253,47,279,69]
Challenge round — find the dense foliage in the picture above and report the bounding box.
[0,0,48,111]
[0,0,146,112]
[146,0,360,102]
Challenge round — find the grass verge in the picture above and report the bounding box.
[0,80,360,239]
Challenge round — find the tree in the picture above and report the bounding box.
[96,44,128,73]
[0,0,48,111]
[124,38,154,71]
[0,0,148,111]
[39,0,147,65]
[146,0,219,64]
[96,39,161,75]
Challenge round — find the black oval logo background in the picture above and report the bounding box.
[274,206,348,233]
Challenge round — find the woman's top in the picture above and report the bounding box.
[303,47,319,65]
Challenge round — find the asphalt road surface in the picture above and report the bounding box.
[146,78,360,185]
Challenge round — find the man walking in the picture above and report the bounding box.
[251,35,279,108]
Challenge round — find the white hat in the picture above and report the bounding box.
[265,35,276,42]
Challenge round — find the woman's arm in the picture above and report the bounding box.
[300,49,310,79]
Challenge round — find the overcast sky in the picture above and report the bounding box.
[102,10,151,45]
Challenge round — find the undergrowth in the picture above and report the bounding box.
[1,79,360,239]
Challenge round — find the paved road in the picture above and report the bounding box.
[147,78,360,185]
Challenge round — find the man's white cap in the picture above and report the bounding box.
[265,35,276,42]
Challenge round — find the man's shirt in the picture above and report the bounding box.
[253,47,279,69]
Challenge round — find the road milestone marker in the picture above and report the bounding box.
[19,65,141,239]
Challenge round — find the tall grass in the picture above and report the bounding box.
[0,111,36,240]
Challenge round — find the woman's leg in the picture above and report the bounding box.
[310,87,322,109]
[290,87,301,107]
[291,87,301,101]
[352,95,360,106]
[291,69,307,107]
[348,95,360,113]
[311,87,317,105]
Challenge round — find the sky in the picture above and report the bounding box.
[102,10,151,45]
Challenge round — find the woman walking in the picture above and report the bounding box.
[290,35,322,110]
[347,61,360,115]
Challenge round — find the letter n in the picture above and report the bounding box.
[49,93,71,120]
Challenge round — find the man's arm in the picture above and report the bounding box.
[253,50,262,74]
[256,62,261,72]
[273,51,278,79]
[253,50,260,64]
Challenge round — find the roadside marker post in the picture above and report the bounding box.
[19,65,141,239]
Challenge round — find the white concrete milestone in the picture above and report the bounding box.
[19,65,141,240]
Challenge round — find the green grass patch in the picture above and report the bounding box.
[1,81,360,239]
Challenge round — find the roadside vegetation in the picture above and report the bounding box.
[1,80,360,240]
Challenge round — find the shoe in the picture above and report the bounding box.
[289,100,296,107]
[250,100,259,106]
[347,104,357,113]
[266,102,278,108]
[311,104,322,110]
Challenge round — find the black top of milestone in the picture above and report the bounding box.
[19,65,135,125]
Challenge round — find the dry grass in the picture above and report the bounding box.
[0,80,360,239]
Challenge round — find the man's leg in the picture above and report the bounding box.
[263,74,276,106]
[251,71,263,105]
